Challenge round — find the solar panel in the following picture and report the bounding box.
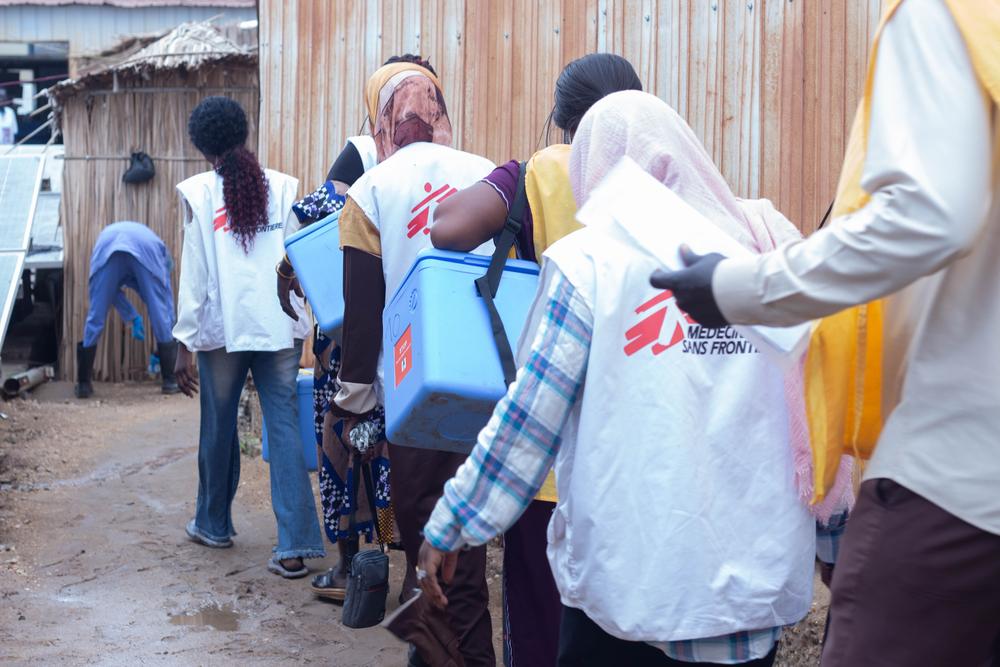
[25,191,63,270]
[0,251,26,353]
[0,155,44,361]
[0,155,44,252]
[30,192,61,248]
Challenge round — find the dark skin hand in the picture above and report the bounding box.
[430,181,507,251]
[276,260,303,321]
[417,538,459,609]
[174,343,199,397]
[649,244,729,328]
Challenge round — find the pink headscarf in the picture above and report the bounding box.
[570,91,853,521]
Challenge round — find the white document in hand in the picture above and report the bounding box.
[575,157,811,364]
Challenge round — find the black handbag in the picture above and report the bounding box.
[122,151,155,184]
[342,461,390,628]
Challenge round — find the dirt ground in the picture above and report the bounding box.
[0,380,828,666]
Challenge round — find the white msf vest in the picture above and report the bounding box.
[540,226,814,642]
[346,141,495,395]
[175,169,310,352]
[347,141,496,297]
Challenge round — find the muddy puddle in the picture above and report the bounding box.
[168,602,242,631]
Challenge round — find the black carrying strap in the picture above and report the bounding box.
[348,460,385,553]
[474,161,528,387]
[362,461,386,552]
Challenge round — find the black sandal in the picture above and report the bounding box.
[310,567,347,601]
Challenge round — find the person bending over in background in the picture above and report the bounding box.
[76,221,178,398]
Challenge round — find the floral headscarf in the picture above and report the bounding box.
[364,62,452,162]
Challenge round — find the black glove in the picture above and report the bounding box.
[649,245,729,328]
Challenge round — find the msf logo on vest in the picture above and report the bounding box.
[624,290,693,357]
[213,206,284,235]
[213,206,230,233]
[406,182,459,238]
[624,290,760,357]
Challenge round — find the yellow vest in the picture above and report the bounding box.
[524,143,582,502]
[805,0,1000,501]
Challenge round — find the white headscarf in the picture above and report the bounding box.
[569,90,800,253]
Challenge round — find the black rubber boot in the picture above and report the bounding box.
[157,340,180,394]
[75,343,96,399]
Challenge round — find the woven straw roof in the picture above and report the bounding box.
[50,21,255,100]
[0,1,252,6]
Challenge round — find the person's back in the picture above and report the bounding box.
[420,91,826,667]
[345,140,495,299]
[175,167,309,352]
[333,60,498,667]
[543,223,813,639]
[651,2,1000,663]
[173,96,323,579]
[89,221,168,283]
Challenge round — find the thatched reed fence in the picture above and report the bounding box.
[54,25,257,381]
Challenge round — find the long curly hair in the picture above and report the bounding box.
[188,96,269,253]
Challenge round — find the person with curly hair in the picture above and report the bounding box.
[172,96,325,578]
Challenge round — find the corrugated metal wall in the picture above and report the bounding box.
[0,4,256,59]
[259,0,886,234]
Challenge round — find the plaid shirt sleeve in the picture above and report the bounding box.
[424,269,593,551]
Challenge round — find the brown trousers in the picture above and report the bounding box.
[823,479,1000,667]
[389,443,495,667]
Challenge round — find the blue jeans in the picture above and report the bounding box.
[84,251,175,347]
[194,341,325,560]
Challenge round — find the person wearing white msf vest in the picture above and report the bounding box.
[651,1,1000,665]
[418,91,850,666]
[173,97,324,579]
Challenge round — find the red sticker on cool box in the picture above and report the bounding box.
[394,325,413,387]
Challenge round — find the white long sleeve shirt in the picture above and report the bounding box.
[173,169,311,352]
[713,0,1000,534]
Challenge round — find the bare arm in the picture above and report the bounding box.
[430,182,508,252]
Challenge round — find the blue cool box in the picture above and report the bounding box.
[262,369,317,471]
[383,249,540,454]
[284,211,344,340]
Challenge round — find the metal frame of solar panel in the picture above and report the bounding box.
[0,154,46,360]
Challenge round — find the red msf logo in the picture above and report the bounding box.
[407,182,458,238]
[213,206,229,233]
[623,291,695,356]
